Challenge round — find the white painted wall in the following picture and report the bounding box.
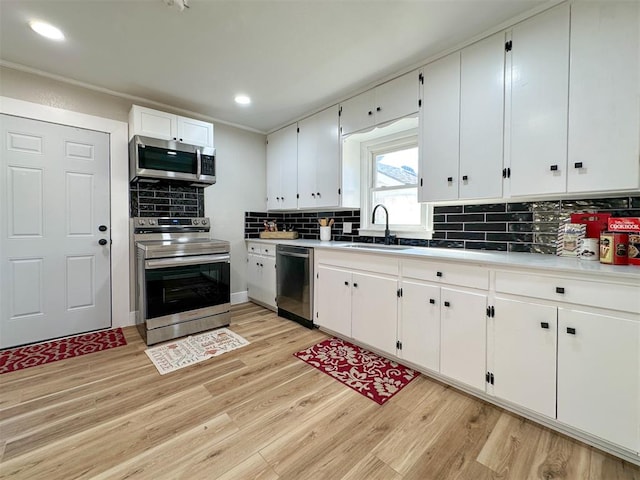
[0,66,267,323]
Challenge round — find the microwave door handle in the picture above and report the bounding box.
[196,148,202,177]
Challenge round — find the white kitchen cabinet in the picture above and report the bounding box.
[440,287,488,391]
[419,52,460,202]
[315,265,352,338]
[128,105,214,147]
[399,279,440,372]
[297,105,340,209]
[508,4,570,196]
[492,297,557,418]
[459,32,505,200]
[340,71,419,136]
[266,124,298,210]
[247,244,276,310]
[351,271,399,356]
[315,251,399,355]
[557,308,639,453]
[567,1,640,194]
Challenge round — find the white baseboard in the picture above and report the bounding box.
[231,291,249,305]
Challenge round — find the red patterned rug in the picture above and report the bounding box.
[294,337,418,405]
[0,328,127,374]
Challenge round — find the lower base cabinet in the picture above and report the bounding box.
[558,307,639,452]
[399,279,441,372]
[315,265,352,338]
[247,250,276,309]
[492,297,557,418]
[440,287,488,391]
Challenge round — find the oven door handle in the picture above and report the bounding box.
[145,254,230,269]
[277,251,309,259]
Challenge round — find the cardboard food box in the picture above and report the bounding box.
[556,223,586,257]
[607,217,640,232]
[570,213,611,238]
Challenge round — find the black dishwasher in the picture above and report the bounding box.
[276,245,314,328]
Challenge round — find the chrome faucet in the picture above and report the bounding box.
[371,204,396,245]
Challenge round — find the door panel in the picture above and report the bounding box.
[1,114,111,348]
[316,265,352,337]
[400,280,440,371]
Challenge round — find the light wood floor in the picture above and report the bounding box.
[1,303,638,480]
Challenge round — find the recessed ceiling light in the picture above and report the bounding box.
[29,21,65,41]
[235,95,251,105]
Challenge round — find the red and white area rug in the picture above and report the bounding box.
[145,328,249,375]
[294,337,418,405]
[0,328,127,375]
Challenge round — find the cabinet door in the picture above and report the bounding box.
[262,255,277,308]
[567,2,640,194]
[177,116,214,147]
[131,106,176,141]
[351,271,398,356]
[316,266,352,337]
[298,106,340,208]
[400,280,440,371]
[459,32,504,200]
[266,124,297,210]
[374,70,419,126]
[420,52,460,202]
[493,297,557,418]
[509,4,569,196]
[558,308,639,452]
[440,287,487,391]
[340,90,375,136]
[247,253,263,303]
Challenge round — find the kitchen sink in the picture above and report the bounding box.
[342,244,413,251]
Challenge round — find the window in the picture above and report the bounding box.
[343,116,430,238]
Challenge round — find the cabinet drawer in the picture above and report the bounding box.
[260,245,275,257]
[315,250,398,276]
[247,243,261,254]
[402,259,488,290]
[495,271,640,314]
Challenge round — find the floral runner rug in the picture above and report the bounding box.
[0,328,127,374]
[294,337,418,405]
[145,328,249,375]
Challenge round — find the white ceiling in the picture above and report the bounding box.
[0,0,549,133]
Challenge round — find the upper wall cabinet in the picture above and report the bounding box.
[567,1,640,194]
[459,32,505,200]
[129,105,214,148]
[340,70,420,136]
[419,52,461,202]
[298,105,341,209]
[508,4,570,197]
[266,124,298,210]
[420,32,506,203]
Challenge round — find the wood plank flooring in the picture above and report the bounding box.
[1,302,638,479]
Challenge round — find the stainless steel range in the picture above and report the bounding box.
[133,217,230,345]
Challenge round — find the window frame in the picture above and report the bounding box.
[358,128,433,238]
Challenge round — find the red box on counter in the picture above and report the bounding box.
[570,213,611,238]
[607,217,640,232]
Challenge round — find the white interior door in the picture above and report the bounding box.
[0,114,111,348]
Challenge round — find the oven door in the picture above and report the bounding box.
[142,254,230,329]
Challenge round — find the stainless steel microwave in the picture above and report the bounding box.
[129,135,216,186]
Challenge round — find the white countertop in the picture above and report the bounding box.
[246,238,640,281]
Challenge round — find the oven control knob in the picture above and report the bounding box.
[202,218,208,225]
[193,219,200,225]
[138,219,145,225]
[149,219,156,225]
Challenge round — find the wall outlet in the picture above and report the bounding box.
[343,222,352,234]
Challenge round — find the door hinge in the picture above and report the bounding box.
[316,272,319,279]
[296,193,299,199]
[338,187,341,195]
[505,40,512,52]
[397,288,403,298]
[420,178,423,187]
[396,340,403,350]
[418,98,422,108]
[486,372,495,385]
[419,72,424,84]
[486,305,495,317]
[297,127,300,133]
[339,106,342,116]
[316,312,319,318]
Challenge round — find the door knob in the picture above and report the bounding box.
[98,239,108,246]
[98,225,107,232]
